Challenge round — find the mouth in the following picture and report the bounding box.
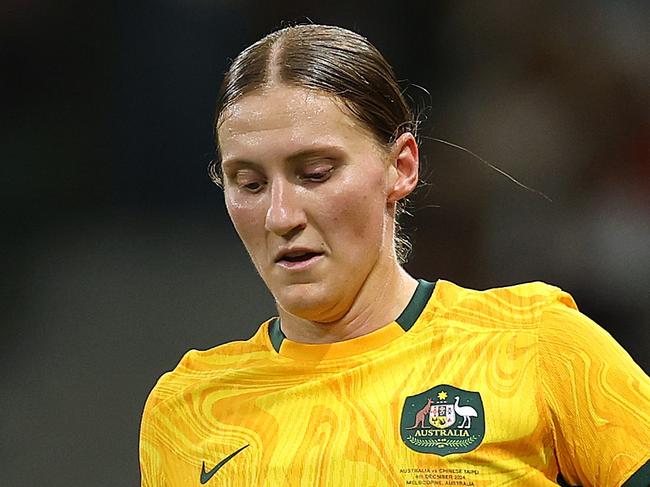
[275,249,324,269]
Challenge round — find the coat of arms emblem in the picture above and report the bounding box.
[400,384,485,456]
[429,403,455,429]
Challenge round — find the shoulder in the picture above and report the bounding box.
[430,279,577,329]
[143,320,275,413]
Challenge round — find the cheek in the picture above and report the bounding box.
[323,169,387,243]
[225,193,267,249]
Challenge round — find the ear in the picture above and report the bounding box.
[386,132,419,203]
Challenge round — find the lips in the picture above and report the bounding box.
[279,251,321,263]
[274,248,324,268]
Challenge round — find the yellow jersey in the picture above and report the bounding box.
[140,280,650,486]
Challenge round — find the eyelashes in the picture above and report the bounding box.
[301,166,334,182]
[242,181,264,193]
[232,165,336,193]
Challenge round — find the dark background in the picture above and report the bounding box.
[2,1,648,485]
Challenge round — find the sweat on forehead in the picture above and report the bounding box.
[218,86,362,135]
[217,85,387,168]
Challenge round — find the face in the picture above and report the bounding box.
[218,85,400,322]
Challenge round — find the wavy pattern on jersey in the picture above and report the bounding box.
[141,280,650,486]
[538,301,650,486]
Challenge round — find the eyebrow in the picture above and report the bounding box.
[221,145,346,171]
[286,146,345,163]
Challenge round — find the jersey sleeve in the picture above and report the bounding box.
[537,291,650,487]
[139,382,169,487]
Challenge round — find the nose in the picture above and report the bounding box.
[264,179,307,237]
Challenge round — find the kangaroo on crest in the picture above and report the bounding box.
[406,398,433,429]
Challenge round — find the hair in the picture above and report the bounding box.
[210,24,418,263]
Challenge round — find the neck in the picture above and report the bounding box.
[277,261,418,344]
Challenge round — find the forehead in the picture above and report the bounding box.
[218,86,380,162]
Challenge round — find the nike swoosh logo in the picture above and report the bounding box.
[200,444,249,484]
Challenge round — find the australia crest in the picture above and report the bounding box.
[400,384,485,456]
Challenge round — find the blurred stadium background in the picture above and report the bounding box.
[2,1,648,485]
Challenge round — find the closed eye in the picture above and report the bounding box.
[227,168,266,193]
[301,167,334,182]
[242,181,265,193]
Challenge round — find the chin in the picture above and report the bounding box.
[273,281,337,321]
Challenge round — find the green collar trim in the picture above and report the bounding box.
[267,279,435,353]
[623,459,650,487]
[395,279,435,331]
[268,318,284,353]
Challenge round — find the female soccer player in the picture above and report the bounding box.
[140,24,650,486]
